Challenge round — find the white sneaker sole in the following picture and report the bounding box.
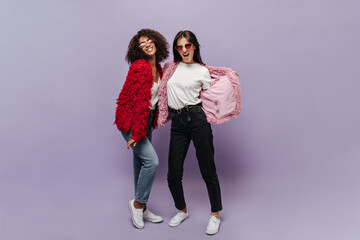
[144,216,163,223]
[128,200,144,229]
[168,215,189,227]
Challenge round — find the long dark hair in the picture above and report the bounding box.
[126,29,169,65]
[173,30,204,64]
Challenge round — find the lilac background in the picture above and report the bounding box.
[1,0,360,239]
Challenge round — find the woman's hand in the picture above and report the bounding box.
[126,139,137,149]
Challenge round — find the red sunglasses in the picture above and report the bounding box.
[176,43,192,51]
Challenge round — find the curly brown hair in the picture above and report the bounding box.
[126,29,169,64]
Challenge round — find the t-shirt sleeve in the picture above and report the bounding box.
[202,68,211,90]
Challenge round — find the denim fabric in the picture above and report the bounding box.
[121,110,159,205]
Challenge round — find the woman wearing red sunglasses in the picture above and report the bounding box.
[114,29,169,229]
[157,30,241,235]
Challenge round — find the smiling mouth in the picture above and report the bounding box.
[183,53,189,57]
[146,47,153,52]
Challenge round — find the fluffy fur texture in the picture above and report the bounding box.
[114,59,163,142]
[157,61,241,126]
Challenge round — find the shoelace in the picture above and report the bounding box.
[144,210,155,217]
[151,212,159,217]
[134,209,143,217]
[208,217,218,227]
[173,212,185,221]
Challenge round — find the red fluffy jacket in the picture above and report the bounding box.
[114,59,163,143]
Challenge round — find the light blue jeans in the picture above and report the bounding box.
[121,110,159,206]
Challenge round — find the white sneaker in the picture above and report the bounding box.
[143,209,163,223]
[206,215,221,235]
[128,199,144,229]
[168,210,189,227]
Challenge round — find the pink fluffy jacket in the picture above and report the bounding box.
[157,61,242,126]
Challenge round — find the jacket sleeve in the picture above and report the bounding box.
[128,62,152,143]
[200,66,241,124]
[157,61,173,126]
[114,65,136,131]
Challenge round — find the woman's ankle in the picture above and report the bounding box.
[134,200,143,209]
[211,212,220,219]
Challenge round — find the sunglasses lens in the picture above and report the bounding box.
[139,39,153,49]
[177,44,192,51]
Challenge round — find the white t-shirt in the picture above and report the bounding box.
[167,62,211,110]
[150,78,160,110]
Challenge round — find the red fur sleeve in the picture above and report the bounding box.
[114,60,152,143]
[130,62,153,142]
[114,65,135,130]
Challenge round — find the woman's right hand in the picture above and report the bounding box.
[126,139,137,149]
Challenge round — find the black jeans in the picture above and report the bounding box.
[167,105,222,212]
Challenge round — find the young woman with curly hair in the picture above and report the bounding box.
[157,30,241,235]
[114,29,169,229]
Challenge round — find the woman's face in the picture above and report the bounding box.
[176,37,196,64]
[139,36,157,57]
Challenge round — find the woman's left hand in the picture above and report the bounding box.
[126,139,137,149]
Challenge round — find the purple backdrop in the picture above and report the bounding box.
[1,0,359,239]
